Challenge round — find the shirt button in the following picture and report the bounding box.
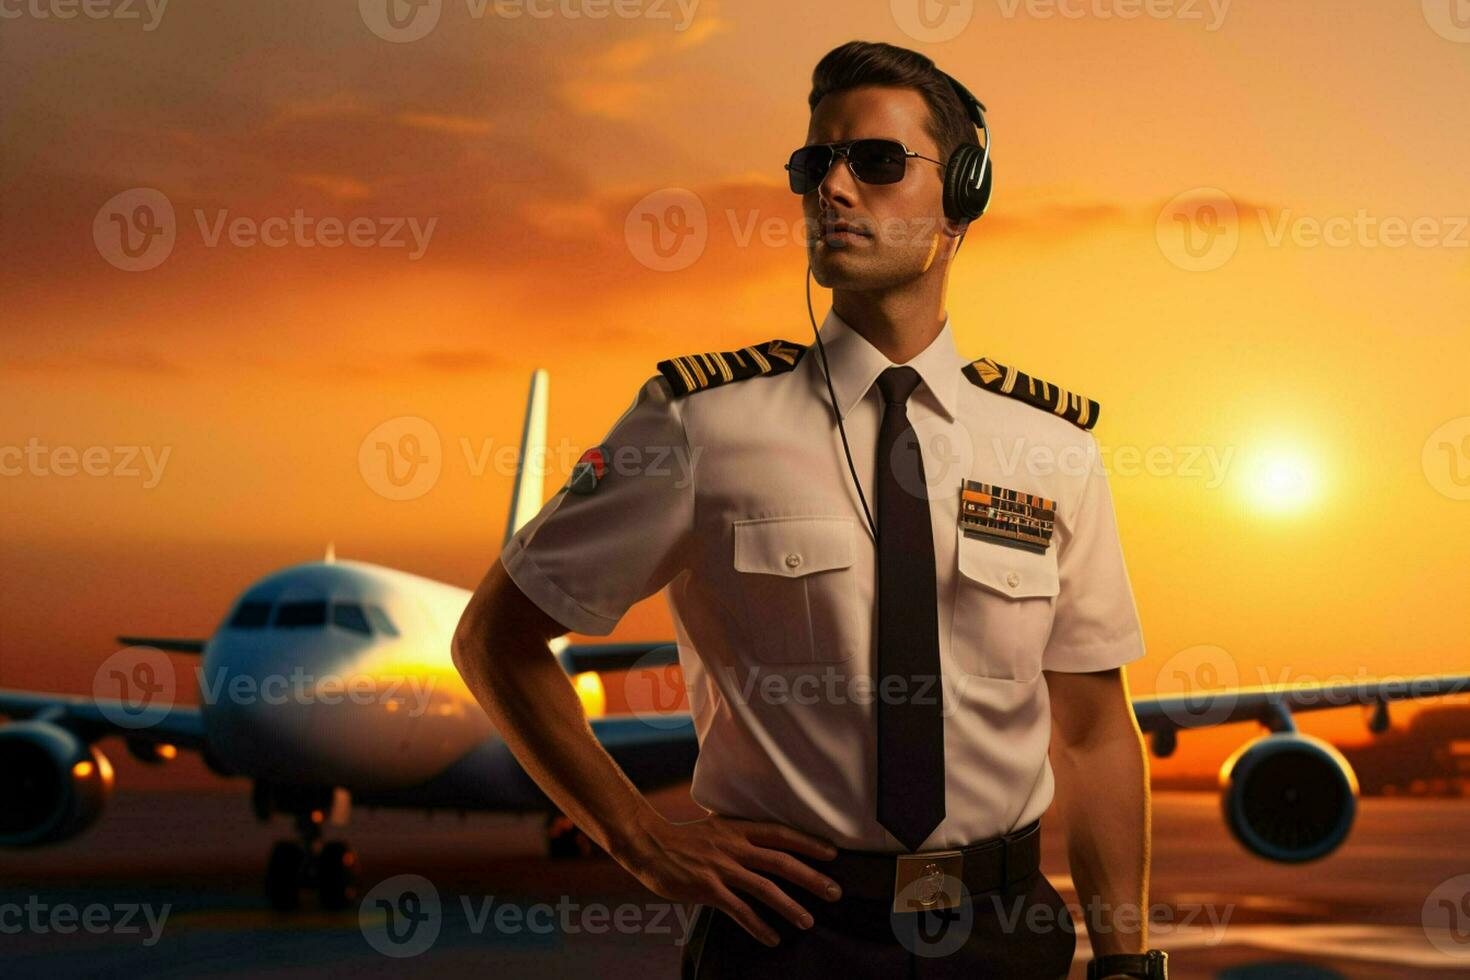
[1005,570,1021,588]
[785,552,803,569]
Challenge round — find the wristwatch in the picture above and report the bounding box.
[1086,948,1168,980]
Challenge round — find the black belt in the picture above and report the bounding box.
[824,818,1042,913]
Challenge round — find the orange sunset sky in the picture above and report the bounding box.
[2,0,1469,787]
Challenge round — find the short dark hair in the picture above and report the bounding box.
[806,40,978,165]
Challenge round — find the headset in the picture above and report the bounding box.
[805,68,992,541]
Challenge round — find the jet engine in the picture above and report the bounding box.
[1219,732,1358,862]
[0,721,114,846]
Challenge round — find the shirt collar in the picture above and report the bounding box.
[809,308,966,422]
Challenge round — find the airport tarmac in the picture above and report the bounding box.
[1,787,1466,979]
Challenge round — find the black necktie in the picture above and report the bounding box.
[874,365,946,852]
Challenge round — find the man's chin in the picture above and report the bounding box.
[809,245,873,288]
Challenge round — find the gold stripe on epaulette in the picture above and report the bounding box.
[713,351,733,382]
[669,356,696,393]
[746,345,771,373]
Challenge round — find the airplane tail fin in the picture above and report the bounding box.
[504,368,550,547]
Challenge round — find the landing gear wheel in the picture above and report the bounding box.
[266,841,306,911]
[318,841,360,910]
[546,813,597,859]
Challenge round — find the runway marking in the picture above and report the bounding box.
[166,909,361,932]
[1076,924,1466,970]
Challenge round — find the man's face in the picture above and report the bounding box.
[800,85,957,290]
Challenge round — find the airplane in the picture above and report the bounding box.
[0,369,697,910]
[2,369,1468,910]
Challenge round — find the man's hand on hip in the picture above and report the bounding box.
[612,812,844,947]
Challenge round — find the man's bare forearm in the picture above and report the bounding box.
[450,564,662,862]
[1050,723,1150,958]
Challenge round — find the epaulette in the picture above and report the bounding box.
[657,339,807,397]
[962,356,1100,431]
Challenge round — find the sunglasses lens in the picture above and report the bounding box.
[786,145,832,194]
[847,139,908,184]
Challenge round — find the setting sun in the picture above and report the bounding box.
[1243,447,1321,514]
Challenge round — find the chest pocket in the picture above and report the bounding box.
[732,515,859,664]
[951,526,1060,682]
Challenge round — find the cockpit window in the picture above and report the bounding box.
[365,604,399,637]
[228,600,273,629]
[274,600,327,629]
[331,602,371,636]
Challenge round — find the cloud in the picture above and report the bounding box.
[395,113,495,137]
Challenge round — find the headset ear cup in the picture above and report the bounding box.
[943,143,990,222]
[974,150,992,218]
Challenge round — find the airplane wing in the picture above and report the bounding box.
[589,712,699,789]
[115,636,207,654]
[0,688,206,750]
[557,642,679,674]
[1131,672,1470,734]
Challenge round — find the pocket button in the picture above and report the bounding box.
[1005,570,1020,589]
[784,552,802,569]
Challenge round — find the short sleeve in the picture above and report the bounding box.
[499,375,696,636]
[1041,437,1146,673]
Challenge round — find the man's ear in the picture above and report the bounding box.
[942,217,969,239]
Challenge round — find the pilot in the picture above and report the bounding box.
[454,39,1166,980]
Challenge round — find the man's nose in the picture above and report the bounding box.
[818,156,859,210]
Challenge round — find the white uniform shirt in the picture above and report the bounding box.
[501,309,1146,851]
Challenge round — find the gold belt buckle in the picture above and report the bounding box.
[891,849,965,914]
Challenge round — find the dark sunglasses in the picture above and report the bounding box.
[784,138,944,195]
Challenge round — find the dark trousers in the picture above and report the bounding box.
[680,864,1076,979]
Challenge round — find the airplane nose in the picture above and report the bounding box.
[200,636,355,777]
